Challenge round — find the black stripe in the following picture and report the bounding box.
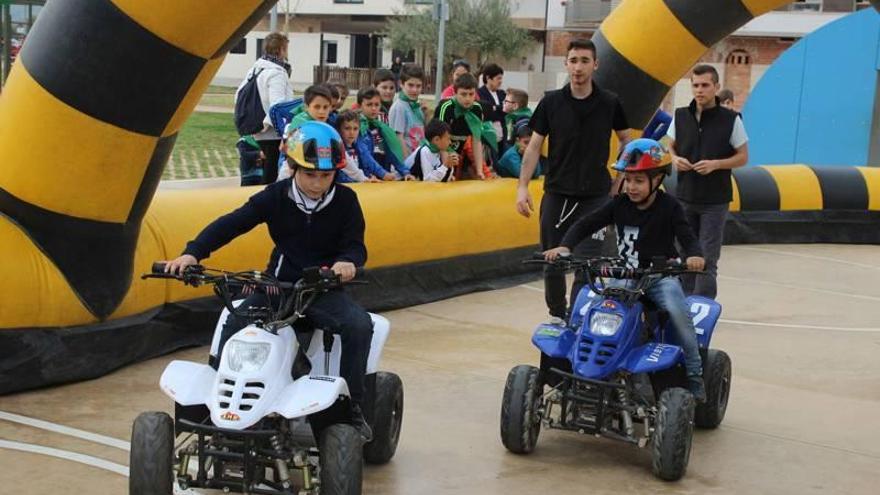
[19,0,206,136]
[662,0,754,47]
[0,136,177,320]
[129,135,177,222]
[732,167,780,211]
[809,166,869,210]
[212,0,277,59]
[592,32,671,129]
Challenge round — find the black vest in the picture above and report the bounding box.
[673,99,738,204]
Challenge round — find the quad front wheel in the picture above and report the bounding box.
[129,411,174,495]
[651,387,695,481]
[500,364,543,454]
[319,423,363,495]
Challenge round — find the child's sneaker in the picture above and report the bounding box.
[547,316,566,326]
[687,375,707,403]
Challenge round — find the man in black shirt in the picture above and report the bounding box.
[667,65,749,300]
[515,38,631,324]
[543,138,707,401]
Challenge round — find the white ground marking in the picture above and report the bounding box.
[727,245,880,271]
[718,274,880,302]
[0,410,130,451]
[0,439,129,476]
[515,284,880,333]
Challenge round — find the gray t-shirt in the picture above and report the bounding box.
[389,98,426,153]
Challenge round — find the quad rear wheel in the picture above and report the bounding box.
[695,349,732,428]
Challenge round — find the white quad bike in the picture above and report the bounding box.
[131,264,403,495]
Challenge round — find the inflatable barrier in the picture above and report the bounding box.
[2,0,879,393]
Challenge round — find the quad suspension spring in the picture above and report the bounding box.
[269,434,292,488]
[617,383,634,436]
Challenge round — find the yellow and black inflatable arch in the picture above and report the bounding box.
[593,0,790,126]
[0,0,275,319]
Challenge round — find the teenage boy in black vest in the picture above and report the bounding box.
[667,65,749,299]
[515,38,630,325]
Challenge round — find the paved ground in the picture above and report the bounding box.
[1,244,879,494]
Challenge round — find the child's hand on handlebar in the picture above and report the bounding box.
[543,247,571,261]
[165,254,198,275]
[686,256,705,272]
[331,261,357,282]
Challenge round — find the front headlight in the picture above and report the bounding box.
[589,312,622,337]
[227,340,271,373]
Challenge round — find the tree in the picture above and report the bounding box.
[385,0,533,68]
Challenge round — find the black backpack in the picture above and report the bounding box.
[234,68,265,136]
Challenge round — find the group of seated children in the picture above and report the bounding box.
[260,63,541,184]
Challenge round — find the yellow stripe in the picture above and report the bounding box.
[163,57,225,137]
[761,164,823,211]
[110,0,266,60]
[855,167,880,211]
[730,175,741,212]
[0,67,157,223]
[0,217,94,328]
[740,0,792,17]
[599,0,706,86]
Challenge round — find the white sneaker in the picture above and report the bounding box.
[547,316,566,326]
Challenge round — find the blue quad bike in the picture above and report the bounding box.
[500,256,732,481]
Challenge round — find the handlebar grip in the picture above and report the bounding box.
[152,262,168,274]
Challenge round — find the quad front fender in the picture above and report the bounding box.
[622,343,683,374]
[160,360,215,406]
[271,375,351,419]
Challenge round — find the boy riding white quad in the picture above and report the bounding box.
[544,138,707,401]
[164,121,376,438]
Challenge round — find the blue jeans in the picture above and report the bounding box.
[609,276,702,377]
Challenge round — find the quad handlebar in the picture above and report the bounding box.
[142,262,364,330]
[524,254,699,303]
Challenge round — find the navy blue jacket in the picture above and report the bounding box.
[183,179,367,282]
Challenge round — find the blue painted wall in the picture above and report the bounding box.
[743,8,880,166]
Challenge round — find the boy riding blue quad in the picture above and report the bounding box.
[163,121,375,440]
[543,138,708,401]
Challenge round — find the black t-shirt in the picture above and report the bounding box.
[560,191,701,269]
[530,82,628,198]
[434,98,484,154]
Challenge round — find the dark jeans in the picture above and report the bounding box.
[258,139,281,184]
[216,289,374,404]
[540,192,615,318]
[680,200,728,300]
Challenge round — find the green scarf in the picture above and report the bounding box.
[285,111,314,136]
[481,122,498,153]
[397,91,424,125]
[360,114,404,162]
[452,98,483,143]
[239,135,260,149]
[420,139,455,154]
[505,107,532,139]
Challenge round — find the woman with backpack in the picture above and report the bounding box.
[234,32,293,184]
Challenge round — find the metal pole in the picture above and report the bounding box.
[433,0,446,102]
[270,4,278,32]
[1,4,11,87]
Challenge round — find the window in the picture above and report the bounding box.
[323,41,338,64]
[334,0,364,3]
[405,0,434,4]
[230,38,247,55]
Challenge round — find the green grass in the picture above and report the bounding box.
[206,84,238,94]
[164,112,240,180]
[199,94,235,108]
